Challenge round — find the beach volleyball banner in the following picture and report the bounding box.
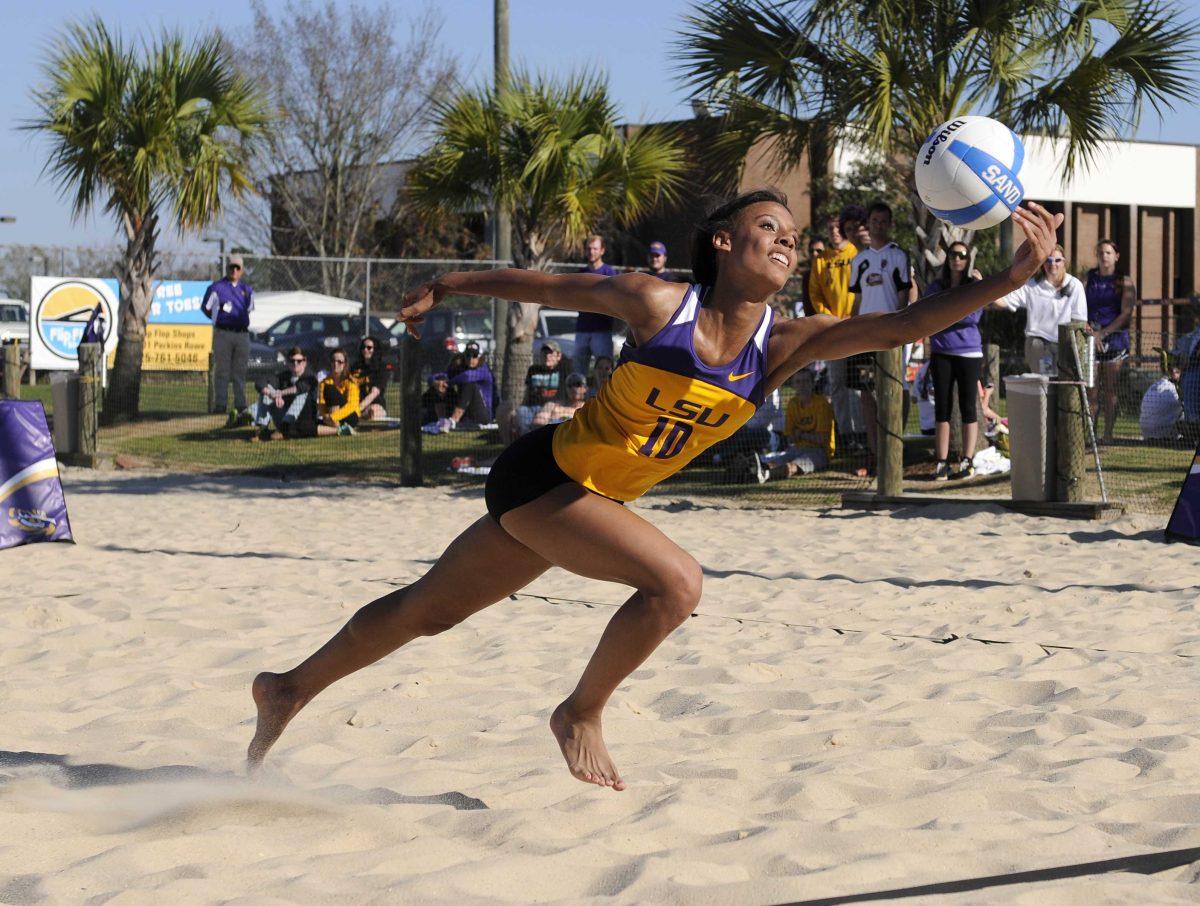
[1165,446,1200,544]
[0,400,73,551]
[143,280,213,371]
[29,277,119,370]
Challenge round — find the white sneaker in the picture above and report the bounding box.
[934,460,950,481]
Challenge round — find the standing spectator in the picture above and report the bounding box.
[352,336,390,420]
[251,346,318,441]
[750,370,835,482]
[421,372,455,425]
[995,244,1087,374]
[202,254,254,423]
[317,348,360,436]
[531,372,589,428]
[848,202,911,474]
[808,209,862,442]
[574,234,620,374]
[923,241,982,480]
[646,241,678,281]
[447,341,496,427]
[589,355,614,399]
[798,237,825,317]
[1085,239,1137,443]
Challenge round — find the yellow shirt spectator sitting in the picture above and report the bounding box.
[747,370,835,484]
[317,349,361,436]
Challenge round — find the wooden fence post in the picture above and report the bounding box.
[398,334,423,487]
[1055,321,1086,502]
[875,347,904,497]
[77,343,101,463]
[2,341,22,399]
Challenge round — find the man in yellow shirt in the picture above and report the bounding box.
[807,208,864,440]
[748,370,835,483]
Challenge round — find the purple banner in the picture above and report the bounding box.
[1166,446,1200,544]
[0,400,74,550]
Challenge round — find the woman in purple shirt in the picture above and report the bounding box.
[924,241,982,480]
[1085,239,1137,443]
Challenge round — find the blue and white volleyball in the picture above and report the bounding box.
[915,116,1025,231]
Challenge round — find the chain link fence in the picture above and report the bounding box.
[3,249,1194,514]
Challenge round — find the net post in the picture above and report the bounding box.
[1055,321,1087,502]
[875,346,904,497]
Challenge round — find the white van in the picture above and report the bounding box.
[0,299,29,344]
[248,290,361,335]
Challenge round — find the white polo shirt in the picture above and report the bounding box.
[849,243,911,315]
[998,274,1087,342]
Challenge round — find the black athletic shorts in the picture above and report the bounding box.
[485,423,624,523]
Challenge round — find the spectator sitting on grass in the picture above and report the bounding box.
[588,355,614,399]
[421,372,455,425]
[446,341,495,428]
[252,346,318,441]
[1140,349,1184,442]
[317,348,360,436]
[529,372,588,430]
[743,369,835,483]
[352,336,389,420]
[515,340,569,436]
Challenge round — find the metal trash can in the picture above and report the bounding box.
[50,372,80,454]
[1004,373,1056,501]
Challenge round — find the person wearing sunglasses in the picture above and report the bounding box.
[352,336,389,420]
[530,372,589,431]
[317,348,360,436]
[994,243,1086,375]
[251,346,318,440]
[201,254,255,424]
[921,241,984,480]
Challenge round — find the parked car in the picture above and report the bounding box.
[535,308,625,363]
[255,313,399,371]
[247,338,286,379]
[0,299,29,345]
[417,307,493,370]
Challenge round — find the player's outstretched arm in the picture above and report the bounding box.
[397,269,680,339]
[765,203,1062,390]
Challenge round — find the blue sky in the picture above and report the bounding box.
[2,0,1199,251]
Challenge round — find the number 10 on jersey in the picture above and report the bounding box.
[637,417,693,460]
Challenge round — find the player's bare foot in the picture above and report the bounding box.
[550,699,625,791]
[247,671,309,770]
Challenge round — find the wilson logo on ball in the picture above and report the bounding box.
[915,115,1026,231]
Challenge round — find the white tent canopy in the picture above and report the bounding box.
[250,290,362,334]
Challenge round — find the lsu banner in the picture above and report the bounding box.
[1165,446,1200,544]
[29,277,119,370]
[0,400,74,551]
[143,280,213,371]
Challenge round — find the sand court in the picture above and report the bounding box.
[2,470,1200,903]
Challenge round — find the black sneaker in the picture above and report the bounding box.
[933,460,950,481]
[952,458,974,480]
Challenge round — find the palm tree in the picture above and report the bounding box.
[677,0,1199,281]
[28,20,269,422]
[408,71,688,410]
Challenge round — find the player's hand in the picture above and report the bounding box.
[1007,203,1063,287]
[397,280,448,340]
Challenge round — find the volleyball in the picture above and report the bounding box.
[915,116,1026,231]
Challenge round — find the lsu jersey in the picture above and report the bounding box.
[552,285,774,501]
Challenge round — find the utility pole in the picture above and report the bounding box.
[493,0,513,401]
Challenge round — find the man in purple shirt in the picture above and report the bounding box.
[574,234,620,375]
[647,241,679,282]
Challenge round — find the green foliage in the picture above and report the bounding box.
[408,71,688,270]
[28,19,270,234]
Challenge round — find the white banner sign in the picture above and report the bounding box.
[28,277,119,371]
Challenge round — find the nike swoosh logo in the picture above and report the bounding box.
[728,371,754,381]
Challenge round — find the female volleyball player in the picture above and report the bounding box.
[249,192,1062,790]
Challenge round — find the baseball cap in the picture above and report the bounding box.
[540,339,561,353]
[429,371,449,384]
[648,241,667,256]
[464,341,481,355]
[228,254,245,268]
[566,372,587,386]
